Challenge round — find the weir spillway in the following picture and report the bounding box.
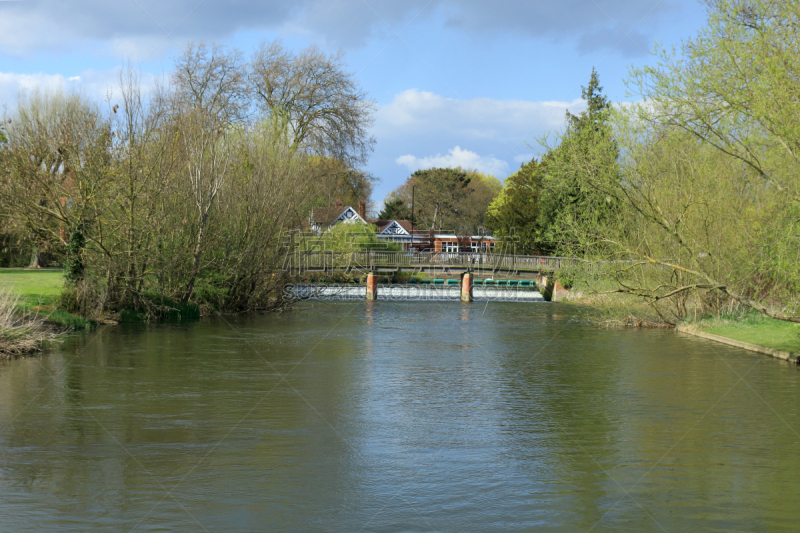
[287,284,546,302]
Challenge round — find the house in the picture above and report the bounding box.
[308,200,497,252]
[308,200,417,250]
[432,234,496,254]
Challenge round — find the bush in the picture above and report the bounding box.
[47,309,92,330]
[119,293,200,323]
[59,279,105,320]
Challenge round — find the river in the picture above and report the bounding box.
[1,301,799,531]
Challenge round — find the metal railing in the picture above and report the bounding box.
[284,251,582,274]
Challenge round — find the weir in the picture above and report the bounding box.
[287,283,546,302]
[283,250,568,302]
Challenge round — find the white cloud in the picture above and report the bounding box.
[0,69,161,112]
[369,89,588,199]
[396,146,509,176]
[0,71,68,109]
[371,89,584,181]
[375,89,585,143]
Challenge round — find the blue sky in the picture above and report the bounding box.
[0,0,708,208]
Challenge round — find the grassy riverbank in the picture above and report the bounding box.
[0,269,63,311]
[0,269,90,329]
[558,278,799,353]
[683,312,800,354]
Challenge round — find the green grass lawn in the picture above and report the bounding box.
[691,312,800,353]
[0,269,65,313]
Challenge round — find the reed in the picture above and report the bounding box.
[0,284,52,359]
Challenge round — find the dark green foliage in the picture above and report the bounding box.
[119,293,201,323]
[485,69,618,256]
[64,226,86,283]
[384,167,500,234]
[47,309,93,330]
[566,68,611,132]
[537,68,619,253]
[378,198,411,220]
[410,167,472,231]
[0,232,33,267]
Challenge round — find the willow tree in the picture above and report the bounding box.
[630,0,800,204]
[553,107,800,324]
[617,0,800,322]
[107,66,181,308]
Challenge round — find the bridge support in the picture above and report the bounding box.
[460,272,473,302]
[366,272,378,301]
[536,274,548,293]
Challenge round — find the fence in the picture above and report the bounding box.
[284,251,583,274]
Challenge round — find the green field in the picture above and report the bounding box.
[692,312,800,354]
[0,269,65,313]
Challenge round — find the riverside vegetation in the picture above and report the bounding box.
[483,0,800,351]
[0,40,377,324]
[3,0,800,355]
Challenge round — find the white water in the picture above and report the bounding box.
[287,284,545,302]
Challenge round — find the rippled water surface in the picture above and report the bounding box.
[1,301,800,531]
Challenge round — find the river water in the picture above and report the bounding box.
[1,301,799,532]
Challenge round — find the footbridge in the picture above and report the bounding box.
[283,251,578,302]
[283,251,580,277]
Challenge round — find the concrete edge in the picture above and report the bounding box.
[676,325,799,363]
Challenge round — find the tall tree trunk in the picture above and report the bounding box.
[183,213,208,304]
[29,245,43,268]
[429,201,440,231]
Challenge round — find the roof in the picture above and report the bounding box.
[310,206,367,227]
[309,206,344,227]
[310,205,418,236]
[370,219,415,234]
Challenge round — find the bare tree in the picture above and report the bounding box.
[172,43,243,303]
[172,42,248,124]
[250,40,376,166]
[109,65,181,308]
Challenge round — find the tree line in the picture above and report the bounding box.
[0,41,376,316]
[480,0,800,325]
[6,0,797,326]
[380,0,800,326]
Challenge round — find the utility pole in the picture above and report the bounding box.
[411,184,415,250]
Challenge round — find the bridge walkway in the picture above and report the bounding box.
[284,251,581,278]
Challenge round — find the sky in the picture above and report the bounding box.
[0,0,709,207]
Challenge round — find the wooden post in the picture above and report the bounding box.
[460,271,473,302]
[366,272,378,301]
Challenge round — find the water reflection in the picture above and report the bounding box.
[0,302,798,531]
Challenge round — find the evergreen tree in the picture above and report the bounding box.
[377,198,411,220]
[537,68,619,253]
[566,68,612,132]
